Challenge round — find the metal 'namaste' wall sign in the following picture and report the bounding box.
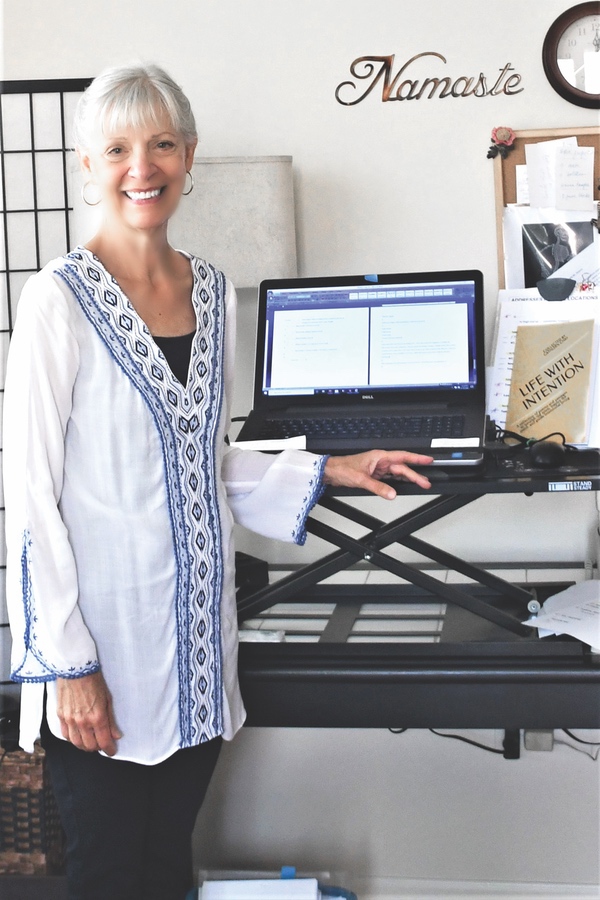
[335,53,524,105]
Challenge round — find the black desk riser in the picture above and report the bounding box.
[237,448,600,750]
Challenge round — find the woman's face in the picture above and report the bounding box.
[79,115,196,233]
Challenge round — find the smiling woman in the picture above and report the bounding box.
[2,62,432,900]
[72,67,199,333]
[81,125,193,228]
[77,115,198,335]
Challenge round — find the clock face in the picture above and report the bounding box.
[556,12,600,94]
[543,3,600,107]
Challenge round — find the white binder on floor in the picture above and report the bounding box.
[199,878,321,899]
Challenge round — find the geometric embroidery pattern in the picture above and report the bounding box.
[12,530,101,683]
[56,248,226,746]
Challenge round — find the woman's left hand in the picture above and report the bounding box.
[323,450,433,499]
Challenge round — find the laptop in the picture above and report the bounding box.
[236,269,486,465]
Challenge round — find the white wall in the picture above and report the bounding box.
[195,727,600,890]
[5,0,599,569]
[4,0,600,890]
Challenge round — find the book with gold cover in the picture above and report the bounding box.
[505,318,597,445]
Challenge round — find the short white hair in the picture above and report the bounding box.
[72,62,198,150]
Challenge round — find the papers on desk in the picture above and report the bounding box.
[524,580,600,652]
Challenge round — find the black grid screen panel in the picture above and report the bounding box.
[0,78,91,690]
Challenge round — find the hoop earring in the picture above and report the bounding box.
[182,170,194,196]
[81,181,101,207]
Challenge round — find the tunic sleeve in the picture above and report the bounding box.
[3,270,100,682]
[219,278,327,545]
[222,446,327,544]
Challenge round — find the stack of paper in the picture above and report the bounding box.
[524,580,600,652]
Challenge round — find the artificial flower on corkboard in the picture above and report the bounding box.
[487,126,516,159]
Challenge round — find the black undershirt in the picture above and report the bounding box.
[153,331,195,386]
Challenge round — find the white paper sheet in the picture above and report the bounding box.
[515,165,529,205]
[525,138,578,209]
[524,581,600,652]
[556,144,595,211]
[431,437,480,448]
[230,436,307,451]
[525,138,594,211]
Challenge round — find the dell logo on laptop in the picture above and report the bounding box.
[362,394,375,400]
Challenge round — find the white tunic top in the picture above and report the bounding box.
[3,248,326,764]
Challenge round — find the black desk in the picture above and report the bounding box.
[237,448,600,752]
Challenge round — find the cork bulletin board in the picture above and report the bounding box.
[493,125,600,288]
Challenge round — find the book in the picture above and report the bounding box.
[486,294,600,445]
[505,318,597,445]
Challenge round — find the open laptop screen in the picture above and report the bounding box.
[257,272,482,401]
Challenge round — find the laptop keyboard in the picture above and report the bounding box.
[260,414,465,441]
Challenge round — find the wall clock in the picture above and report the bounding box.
[542,2,600,108]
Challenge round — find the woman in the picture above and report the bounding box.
[3,63,432,900]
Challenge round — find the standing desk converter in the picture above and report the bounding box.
[237,448,600,749]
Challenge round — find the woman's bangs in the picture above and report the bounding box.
[102,84,178,138]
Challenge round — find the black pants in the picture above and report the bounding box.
[41,720,222,900]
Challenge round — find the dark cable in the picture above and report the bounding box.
[429,728,505,754]
[491,422,574,451]
[562,729,600,746]
[388,726,505,754]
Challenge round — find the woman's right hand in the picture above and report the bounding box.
[56,670,122,756]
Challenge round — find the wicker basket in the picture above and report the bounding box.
[0,743,66,875]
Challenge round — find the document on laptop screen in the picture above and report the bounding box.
[270,306,369,389]
[370,303,469,386]
[266,294,471,394]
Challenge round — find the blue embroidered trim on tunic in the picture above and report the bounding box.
[293,455,329,546]
[55,250,226,747]
[11,530,100,683]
